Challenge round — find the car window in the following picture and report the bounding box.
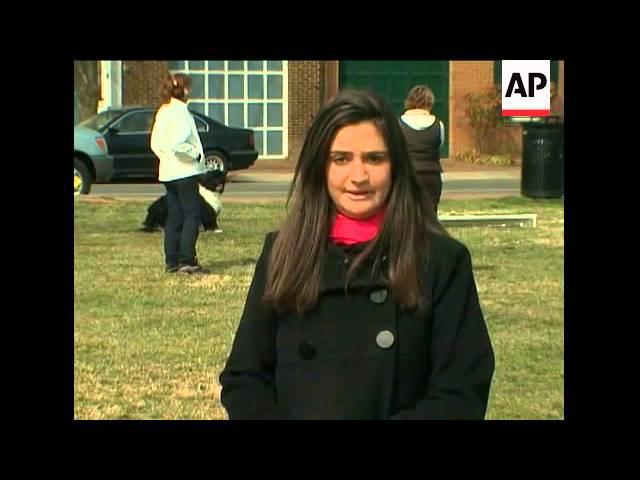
[194,116,208,133]
[113,111,155,133]
[78,110,122,131]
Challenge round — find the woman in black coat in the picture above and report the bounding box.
[399,85,445,216]
[219,89,495,420]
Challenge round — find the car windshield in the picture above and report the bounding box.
[78,110,123,131]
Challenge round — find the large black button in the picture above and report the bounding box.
[299,340,316,360]
[369,288,388,304]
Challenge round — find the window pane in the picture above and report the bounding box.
[248,103,263,127]
[168,60,185,70]
[190,74,205,98]
[188,103,205,115]
[267,104,282,127]
[267,75,282,99]
[228,61,244,71]
[188,60,204,70]
[254,130,264,156]
[229,75,244,99]
[208,60,224,70]
[228,104,244,127]
[208,103,224,124]
[194,116,208,132]
[267,61,282,71]
[115,112,154,132]
[208,75,225,99]
[248,60,263,71]
[248,75,264,99]
[139,112,155,132]
[267,131,283,155]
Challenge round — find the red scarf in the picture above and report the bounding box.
[329,208,386,245]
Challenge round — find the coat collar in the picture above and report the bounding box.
[320,241,389,294]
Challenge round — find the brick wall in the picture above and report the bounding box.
[450,61,489,157]
[122,61,169,107]
[450,61,522,159]
[287,61,322,163]
[557,60,564,120]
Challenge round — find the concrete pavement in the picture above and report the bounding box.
[79,165,522,202]
[227,166,521,184]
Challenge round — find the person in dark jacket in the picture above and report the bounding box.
[219,89,494,420]
[399,85,445,216]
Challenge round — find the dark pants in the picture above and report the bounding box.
[416,172,443,216]
[163,176,202,268]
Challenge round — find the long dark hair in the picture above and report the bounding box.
[263,89,446,314]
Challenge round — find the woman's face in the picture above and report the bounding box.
[326,121,392,219]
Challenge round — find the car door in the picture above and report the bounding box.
[104,110,157,179]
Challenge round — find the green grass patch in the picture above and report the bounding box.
[74,196,563,419]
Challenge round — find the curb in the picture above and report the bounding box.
[228,170,521,183]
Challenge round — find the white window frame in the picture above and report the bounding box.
[170,60,288,160]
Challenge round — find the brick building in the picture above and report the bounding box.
[92,60,564,163]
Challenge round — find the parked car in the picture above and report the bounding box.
[74,123,113,195]
[73,107,259,195]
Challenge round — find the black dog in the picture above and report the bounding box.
[140,169,227,233]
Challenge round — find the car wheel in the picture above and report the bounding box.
[204,151,229,174]
[74,157,92,196]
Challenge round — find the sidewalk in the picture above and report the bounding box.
[228,159,521,183]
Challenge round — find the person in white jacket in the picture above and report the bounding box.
[150,73,208,274]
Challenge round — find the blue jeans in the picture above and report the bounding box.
[163,176,202,267]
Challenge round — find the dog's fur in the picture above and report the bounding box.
[140,169,226,233]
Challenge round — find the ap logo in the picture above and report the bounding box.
[502,60,550,116]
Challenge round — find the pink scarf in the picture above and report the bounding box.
[329,208,386,245]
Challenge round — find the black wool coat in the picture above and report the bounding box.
[219,231,495,420]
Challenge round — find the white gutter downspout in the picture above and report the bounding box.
[98,61,122,112]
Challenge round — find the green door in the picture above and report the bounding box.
[339,61,449,157]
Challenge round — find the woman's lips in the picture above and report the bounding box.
[345,190,374,200]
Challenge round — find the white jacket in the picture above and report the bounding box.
[150,97,206,182]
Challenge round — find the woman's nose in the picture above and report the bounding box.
[349,158,368,183]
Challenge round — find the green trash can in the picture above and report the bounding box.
[521,116,563,198]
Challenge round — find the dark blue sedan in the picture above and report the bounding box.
[74,106,258,193]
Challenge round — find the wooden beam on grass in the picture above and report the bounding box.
[439,214,537,228]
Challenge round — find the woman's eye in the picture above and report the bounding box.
[332,155,349,164]
[367,155,387,164]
